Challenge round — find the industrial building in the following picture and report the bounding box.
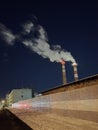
[6,88,32,106]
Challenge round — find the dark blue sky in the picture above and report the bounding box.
[0,0,97,98]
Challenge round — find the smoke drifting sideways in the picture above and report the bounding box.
[0,20,76,63]
[0,23,15,45]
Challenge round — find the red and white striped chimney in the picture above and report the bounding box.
[72,62,78,81]
[60,60,67,85]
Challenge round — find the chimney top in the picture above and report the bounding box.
[72,62,77,66]
[60,60,65,65]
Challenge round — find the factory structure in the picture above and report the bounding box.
[7,59,98,125]
[60,60,67,84]
[4,56,98,127]
[6,88,33,106]
[6,60,78,106]
[60,60,79,85]
[5,59,98,113]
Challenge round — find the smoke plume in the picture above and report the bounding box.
[0,20,76,63]
[0,24,16,45]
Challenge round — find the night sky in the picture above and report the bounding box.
[0,0,97,98]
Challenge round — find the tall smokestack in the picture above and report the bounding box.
[72,62,78,81]
[60,60,67,85]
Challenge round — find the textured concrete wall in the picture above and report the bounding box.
[13,83,98,123]
[50,84,98,111]
[35,85,98,121]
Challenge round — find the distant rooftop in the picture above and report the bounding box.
[41,74,98,95]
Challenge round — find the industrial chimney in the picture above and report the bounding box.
[60,60,67,85]
[72,62,78,81]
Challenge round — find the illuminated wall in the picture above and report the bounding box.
[12,75,98,122]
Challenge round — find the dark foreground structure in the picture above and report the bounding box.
[0,109,33,130]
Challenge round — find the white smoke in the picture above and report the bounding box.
[0,20,76,63]
[22,21,34,34]
[0,24,16,45]
[38,25,48,41]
